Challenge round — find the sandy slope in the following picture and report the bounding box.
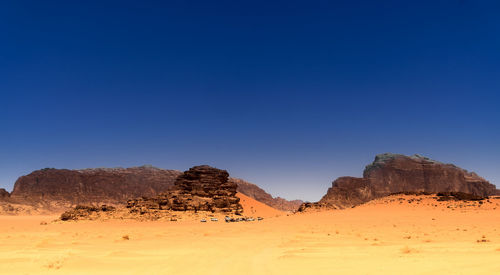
[237,192,284,217]
[1,195,499,274]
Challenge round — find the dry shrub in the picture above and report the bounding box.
[401,246,417,254]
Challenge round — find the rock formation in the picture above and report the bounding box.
[2,165,299,213]
[232,178,303,212]
[60,165,243,220]
[127,165,242,214]
[300,153,499,210]
[0,188,9,199]
[8,166,181,209]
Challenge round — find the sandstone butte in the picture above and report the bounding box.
[0,165,301,213]
[299,153,500,211]
[127,165,243,213]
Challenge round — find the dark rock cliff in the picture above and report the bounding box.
[301,153,499,210]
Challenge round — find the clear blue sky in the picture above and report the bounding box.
[1,0,499,201]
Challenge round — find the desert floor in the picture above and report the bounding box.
[1,195,499,275]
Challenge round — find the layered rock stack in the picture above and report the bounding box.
[300,153,499,211]
[126,165,243,214]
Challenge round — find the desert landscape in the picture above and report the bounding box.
[3,2,499,274]
[3,1,499,274]
[1,154,499,274]
[1,194,499,274]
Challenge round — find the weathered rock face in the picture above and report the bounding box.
[9,166,182,207]
[126,165,243,214]
[302,153,499,210]
[3,165,295,213]
[318,177,372,208]
[362,154,496,197]
[0,188,9,199]
[232,178,303,212]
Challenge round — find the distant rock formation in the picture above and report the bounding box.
[8,166,181,209]
[0,188,9,199]
[231,178,303,212]
[2,165,299,213]
[300,153,499,210]
[127,165,242,214]
[61,165,243,221]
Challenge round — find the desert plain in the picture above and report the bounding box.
[1,194,499,275]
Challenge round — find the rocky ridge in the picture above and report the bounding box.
[231,178,303,212]
[1,166,301,213]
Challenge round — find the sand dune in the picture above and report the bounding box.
[1,195,499,274]
[237,192,284,217]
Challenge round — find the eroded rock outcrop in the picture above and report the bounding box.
[126,165,243,214]
[301,153,499,210]
[232,178,303,212]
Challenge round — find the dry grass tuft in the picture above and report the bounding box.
[401,246,417,254]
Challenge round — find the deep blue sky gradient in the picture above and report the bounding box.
[1,0,499,201]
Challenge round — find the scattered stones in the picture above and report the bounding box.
[436,192,487,201]
[477,235,490,243]
[60,205,116,221]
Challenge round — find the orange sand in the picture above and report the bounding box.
[237,192,283,217]
[1,195,499,274]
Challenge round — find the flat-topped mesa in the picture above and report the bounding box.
[301,153,498,211]
[9,166,182,207]
[362,153,495,197]
[127,165,243,214]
